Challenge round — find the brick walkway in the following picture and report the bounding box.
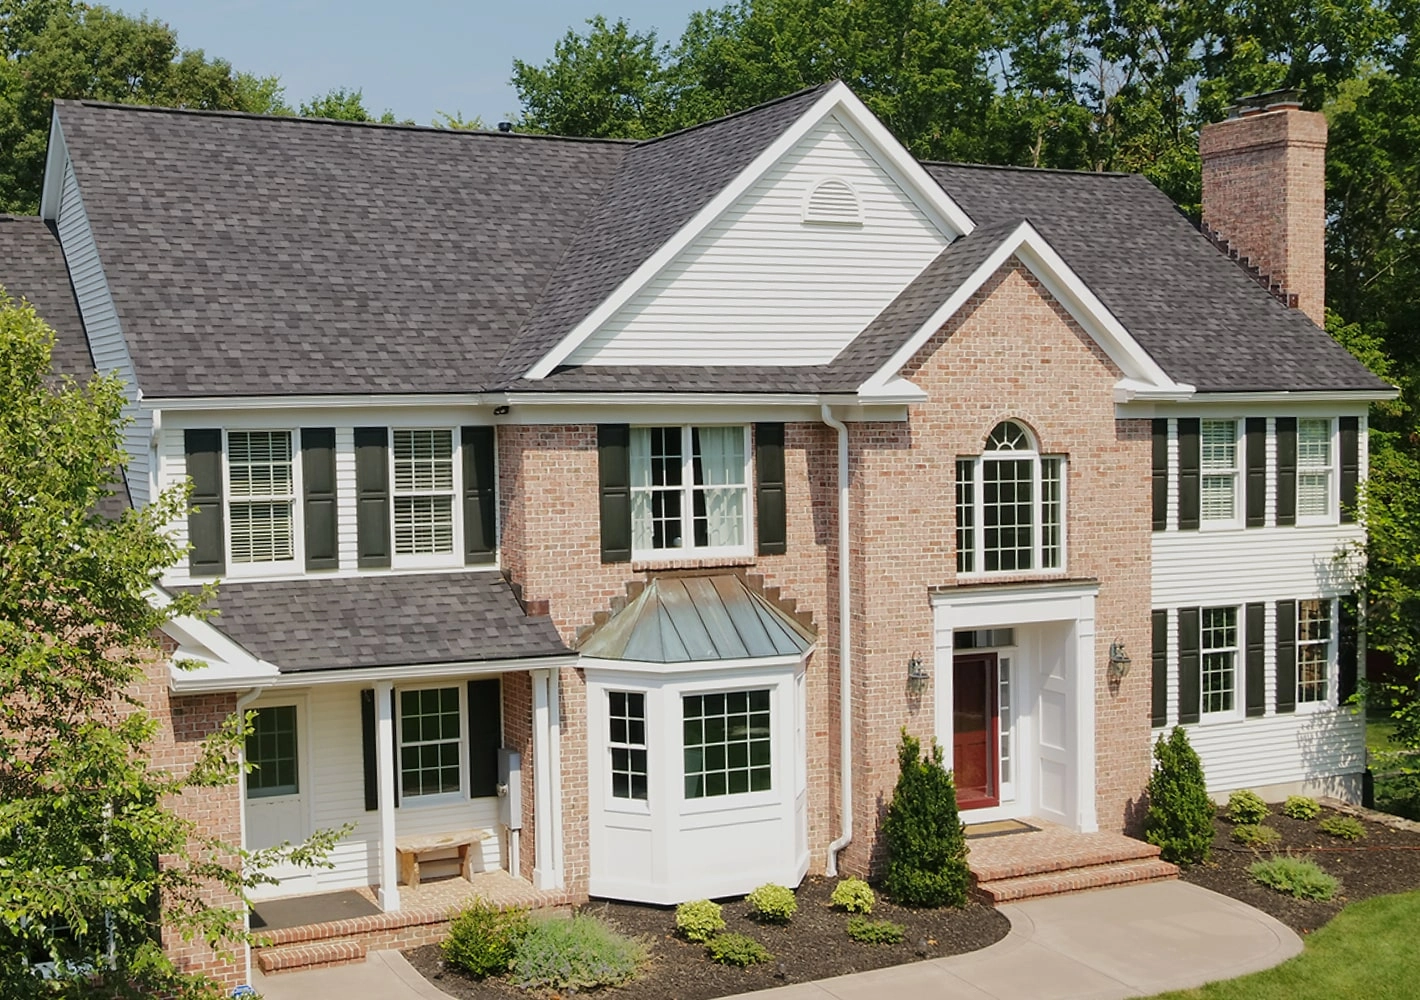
[967,820,1177,901]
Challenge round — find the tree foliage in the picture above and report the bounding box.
[0,292,340,996]
[299,86,397,124]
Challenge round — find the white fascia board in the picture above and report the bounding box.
[859,221,1189,399]
[524,81,976,380]
[154,593,281,691]
[148,392,496,411]
[170,654,582,694]
[1120,388,1398,419]
[580,652,809,678]
[498,395,911,425]
[1186,388,1398,405]
[39,115,67,221]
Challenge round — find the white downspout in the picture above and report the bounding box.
[821,405,852,876]
[234,685,265,988]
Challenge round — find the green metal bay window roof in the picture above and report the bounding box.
[579,575,816,663]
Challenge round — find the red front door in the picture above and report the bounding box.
[953,652,1000,810]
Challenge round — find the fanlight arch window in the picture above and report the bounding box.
[802,177,864,225]
[955,421,1066,574]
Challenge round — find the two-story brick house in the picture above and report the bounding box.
[0,81,1392,987]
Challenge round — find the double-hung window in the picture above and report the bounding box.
[1200,606,1239,716]
[227,430,296,565]
[956,421,1065,574]
[399,687,462,798]
[608,692,648,801]
[1297,419,1334,522]
[630,426,750,557]
[1297,599,1333,705]
[1200,419,1239,524]
[392,429,456,557]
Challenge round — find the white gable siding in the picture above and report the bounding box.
[55,157,149,505]
[567,114,951,367]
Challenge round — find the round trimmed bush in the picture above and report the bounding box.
[746,883,797,924]
[441,901,529,978]
[1231,823,1281,847]
[1227,789,1270,825]
[830,878,875,914]
[706,932,772,966]
[674,899,725,943]
[1282,795,1322,820]
[1319,815,1367,842]
[846,915,905,944]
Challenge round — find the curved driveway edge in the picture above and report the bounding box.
[253,880,1302,1000]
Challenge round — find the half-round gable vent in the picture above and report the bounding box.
[802,178,864,225]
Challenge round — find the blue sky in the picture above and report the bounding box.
[114,1,704,124]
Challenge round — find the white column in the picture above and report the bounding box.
[531,669,564,889]
[1074,597,1099,833]
[375,680,401,911]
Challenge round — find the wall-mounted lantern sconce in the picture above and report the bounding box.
[907,653,930,693]
[1108,641,1132,683]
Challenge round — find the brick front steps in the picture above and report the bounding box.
[968,820,1178,903]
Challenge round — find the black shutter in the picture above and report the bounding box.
[361,689,378,811]
[598,424,631,563]
[467,678,502,798]
[1178,607,1201,724]
[1245,418,1266,528]
[1151,419,1168,532]
[302,428,339,571]
[185,429,225,575]
[1276,418,1297,526]
[354,427,391,568]
[1276,600,1297,714]
[1339,597,1359,703]
[756,423,787,555]
[1340,417,1360,524]
[462,426,497,565]
[1151,609,1168,728]
[1178,418,1200,531]
[1245,602,1265,717]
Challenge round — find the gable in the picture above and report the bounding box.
[563,113,954,368]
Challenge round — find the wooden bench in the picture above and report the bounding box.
[395,829,494,889]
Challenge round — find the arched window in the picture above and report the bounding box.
[955,421,1066,574]
[802,177,864,225]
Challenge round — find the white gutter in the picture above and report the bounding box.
[233,685,267,989]
[821,404,853,876]
[169,653,580,694]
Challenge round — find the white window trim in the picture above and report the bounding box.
[1199,605,1244,722]
[388,427,464,571]
[395,682,469,807]
[1199,418,1243,531]
[1296,597,1337,713]
[1295,417,1340,527]
[606,690,651,815]
[222,428,303,579]
[957,438,1068,580]
[630,425,754,562]
[678,680,778,816]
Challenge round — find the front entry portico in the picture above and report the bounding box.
[933,580,1100,832]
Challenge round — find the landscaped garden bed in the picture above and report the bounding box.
[406,876,1008,1000]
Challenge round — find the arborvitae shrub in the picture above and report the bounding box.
[1144,726,1214,865]
[882,729,970,907]
[1227,789,1270,825]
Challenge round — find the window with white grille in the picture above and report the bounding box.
[1200,420,1238,523]
[227,430,295,564]
[802,177,864,225]
[956,421,1066,575]
[1298,599,1333,704]
[399,687,461,797]
[630,426,749,557]
[1297,419,1334,520]
[392,429,455,556]
[1201,606,1239,716]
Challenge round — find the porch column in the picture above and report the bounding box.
[375,680,401,911]
[1074,598,1099,833]
[531,668,565,890]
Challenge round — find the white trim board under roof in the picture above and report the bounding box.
[859,220,1195,403]
[524,81,976,380]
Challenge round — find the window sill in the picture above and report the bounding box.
[680,788,780,816]
[605,798,652,817]
[397,792,467,810]
[631,553,755,572]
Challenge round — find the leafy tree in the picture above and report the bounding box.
[434,109,487,130]
[0,291,339,996]
[233,71,293,116]
[299,86,397,123]
[881,729,970,907]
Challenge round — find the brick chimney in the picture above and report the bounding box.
[1200,90,1328,326]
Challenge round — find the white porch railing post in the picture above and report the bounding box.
[531,669,565,890]
[375,680,401,911]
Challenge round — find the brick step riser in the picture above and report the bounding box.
[969,843,1162,884]
[975,860,1178,904]
[255,940,366,975]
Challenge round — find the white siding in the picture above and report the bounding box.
[568,114,951,367]
[1153,525,1364,608]
[55,156,149,504]
[335,426,359,570]
[1187,710,1365,796]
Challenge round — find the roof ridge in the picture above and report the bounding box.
[923,159,1136,179]
[632,80,837,148]
[56,99,638,145]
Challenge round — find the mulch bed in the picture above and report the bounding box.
[405,876,1009,999]
[1180,804,1420,934]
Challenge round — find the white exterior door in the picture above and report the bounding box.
[245,702,308,852]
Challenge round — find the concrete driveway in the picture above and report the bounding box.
[253,879,1302,1000]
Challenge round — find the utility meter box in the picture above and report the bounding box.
[497,748,522,831]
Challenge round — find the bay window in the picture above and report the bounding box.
[956,421,1065,574]
[683,689,772,798]
[631,426,749,557]
[392,429,456,557]
[608,691,648,801]
[227,430,295,564]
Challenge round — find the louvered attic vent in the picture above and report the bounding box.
[802,177,864,225]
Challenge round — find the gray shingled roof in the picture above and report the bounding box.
[171,572,567,673]
[924,164,1386,393]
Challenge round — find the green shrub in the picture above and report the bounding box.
[509,914,646,990]
[746,883,797,924]
[882,730,971,907]
[845,916,905,944]
[830,878,875,914]
[1282,795,1322,820]
[440,901,529,978]
[1319,815,1367,842]
[1249,856,1340,901]
[1227,789,1270,825]
[1231,823,1282,847]
[1144,727,1215,866]
[706,932,772,966]
[674,899,725,942]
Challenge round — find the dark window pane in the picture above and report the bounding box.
[610,718,627,744]
[749,690,769,712]
[628,719,645,745]
[727,691,748,713]
[704,692,724,715]
[751,767,772,791]
[612,773,629,798]
[728,770,749,794]
[686,775,704,798]
[630,773,648,800]
[706,773,727,797]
